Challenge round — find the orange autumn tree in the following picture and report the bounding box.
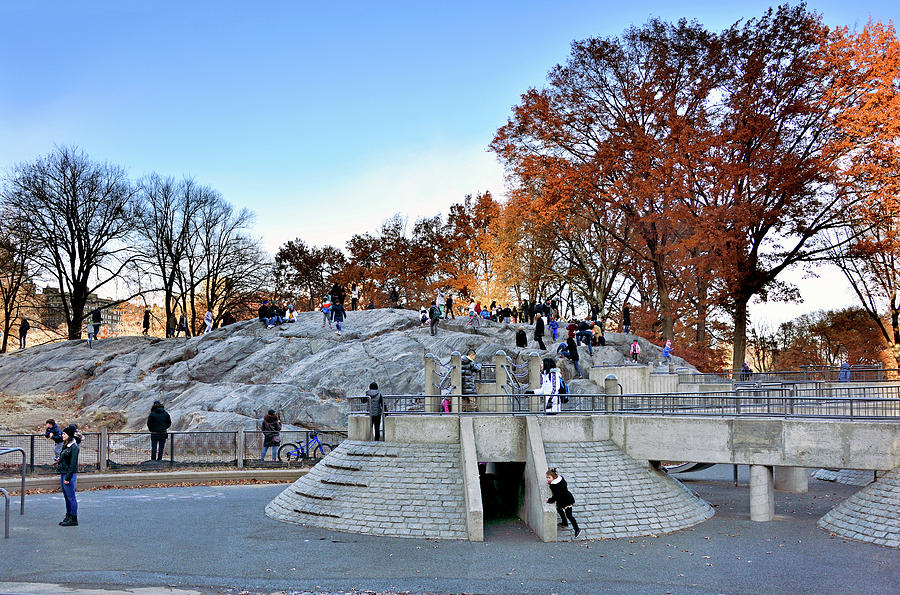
[824,20,900,370]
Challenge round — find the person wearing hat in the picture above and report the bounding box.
[57,424,80,526]
[147,400,172,461]
[260,409,282,461]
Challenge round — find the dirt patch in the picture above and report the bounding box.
[0,393,82,434]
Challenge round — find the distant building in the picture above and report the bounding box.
[40,287,122,332]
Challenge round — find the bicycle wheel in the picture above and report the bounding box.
[312,443,332,460]
[278,443,301,463]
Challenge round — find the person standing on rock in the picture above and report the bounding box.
[203,309,214,334]
[147,400,172,461]
[18,317,29,349]
[260,410,281,461]
[389,287,399,309]
[321,296,333,329]
[428,300,441,336]
[534,313,546,351]
[351,283,359,311]
[546,468,581,538]
[445,293,454,318]
[57,424,81,526]
[90,307,102,344]
[142,308,151,336]
[366,382,385,441]
[629,339,641,363]
[436,289,446,317]
[332,301,347,336]
[622,304,631,334]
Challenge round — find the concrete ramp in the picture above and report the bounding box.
[265,440,468,539]
[543,441,713,540]
[818,467,900,548]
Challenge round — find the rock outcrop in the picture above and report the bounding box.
[0,309,691,432]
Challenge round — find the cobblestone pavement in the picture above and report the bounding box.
[1,466,898,594]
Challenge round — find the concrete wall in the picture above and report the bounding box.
[459,417,484,541]
[378,414,900,471]
[590,365,651,393]
[521,416,557,542]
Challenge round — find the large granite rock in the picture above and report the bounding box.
[0,309,694,431]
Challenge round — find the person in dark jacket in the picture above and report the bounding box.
[260,410,282,461]
[366,382,385,440]
[58,424,80,526]
[546,467,580,538]
[534,313,546,351]
[91,307,102,341]
[19,317,29,349]
[142,308,151,336]
[45,418,64,462]
[332,302,347,336]
[622,304,631,334]
[389,288,399,309]
[564,337,582,378]
[147,401,172,461]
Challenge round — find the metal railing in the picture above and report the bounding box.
[348,391,900,420]
[0,448,25,515]
[0,430,346,476]
[679,365,897,384]
[0,488,9,539]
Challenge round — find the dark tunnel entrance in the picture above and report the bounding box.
[479,461,535,541]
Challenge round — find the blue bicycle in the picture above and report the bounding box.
[277,431,332,463]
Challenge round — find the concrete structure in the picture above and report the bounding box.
[39,286,122,332]
[819,467,900,548]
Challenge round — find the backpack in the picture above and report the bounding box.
[429,306,441,320]
[559,378,569,403]
[515,329,527,347]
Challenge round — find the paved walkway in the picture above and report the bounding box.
[1,466,898,594]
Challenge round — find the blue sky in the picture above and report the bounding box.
[1,1,897,322]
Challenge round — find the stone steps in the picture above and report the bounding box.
[266,440,468,539]
[818,466,900,548]
[544,440,713,541]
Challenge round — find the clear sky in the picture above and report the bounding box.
[1,1,897,325]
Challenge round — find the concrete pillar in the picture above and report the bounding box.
[604,374,619,413]
[236,427,244,469]
[450,351,463,414]
[528,351,543,412]
[348,414,372,441]
[99,426,108,472]
[491,350,509,412]
[774,466,808,493]
[749,464,775,521]
[521,416,558,542]
[459,417,484,541]
[424,352,439,413]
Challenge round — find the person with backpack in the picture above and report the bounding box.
[260,409,281,461]
[630,339,641,363]
[366,382,385,441]
[428,300,441,336]
[57,424,81,526]
[546,467,581,538]
[147,400,172,461]
[45,419,64,462]
[535,357,562,414]
[534,313,546,350]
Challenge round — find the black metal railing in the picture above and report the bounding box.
[679,365,897,384]
[0,429,346,476]
[347,391,900,420]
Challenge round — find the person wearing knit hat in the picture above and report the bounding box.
[57,424,80,526]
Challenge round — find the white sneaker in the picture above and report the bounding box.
[337,331,342,336]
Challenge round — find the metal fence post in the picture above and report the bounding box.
[170,433,175,467]
[29,435,34,473]
[236,428,244,469]
[99,427,108,472]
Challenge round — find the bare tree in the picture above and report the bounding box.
[0,205,39,352]
[2,147,139,339]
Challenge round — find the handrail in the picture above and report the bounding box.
[0,448,25,515]
[0,487,9,538]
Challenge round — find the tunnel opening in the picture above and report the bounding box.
[479,461,535,540]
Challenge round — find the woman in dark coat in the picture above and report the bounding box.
[260,410,282,461]
[546,467,580,538]
[58,425,80,526]
[565,337,582,378]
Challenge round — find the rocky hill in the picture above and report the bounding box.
[0,308,693,432]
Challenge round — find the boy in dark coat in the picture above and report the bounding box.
[147,401,172,461]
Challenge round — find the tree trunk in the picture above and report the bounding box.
[732,298,749,372]
[696,278,708,346]
[652,257,674,341]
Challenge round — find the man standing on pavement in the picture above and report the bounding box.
[147,400,172,461]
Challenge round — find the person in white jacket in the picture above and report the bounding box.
[535,357,562,414]
[203,310,213,334]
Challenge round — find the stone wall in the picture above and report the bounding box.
[265,440,467,539]
[818,466,900,548]
[543,441,713,541]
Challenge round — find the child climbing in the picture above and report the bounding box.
[662,340,673,365]
[546,468,581,538]
[630,339,641,363]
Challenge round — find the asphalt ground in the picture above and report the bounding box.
[0,465,897,594]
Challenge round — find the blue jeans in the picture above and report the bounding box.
[576,332,593,355]
[573,360,582,377]
[260,445,277,461]
[61,474,77,516]
[336,320,343,332]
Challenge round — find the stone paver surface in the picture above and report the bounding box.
[0,466,898,594]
